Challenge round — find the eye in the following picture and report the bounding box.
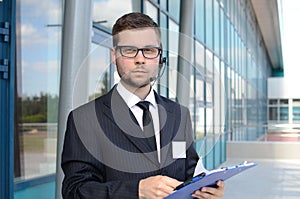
[143,48,157,54]
[122,47,137,54]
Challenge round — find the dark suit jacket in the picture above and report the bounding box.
[61,86,199,199]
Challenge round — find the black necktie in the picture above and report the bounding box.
[136,101,157,152]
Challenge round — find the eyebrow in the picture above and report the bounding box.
[116,45,160,48]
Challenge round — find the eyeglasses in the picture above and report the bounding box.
[115,46,161,59]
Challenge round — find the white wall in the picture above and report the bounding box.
[268,77,300,99]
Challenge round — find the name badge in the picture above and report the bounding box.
[172,141,186,159]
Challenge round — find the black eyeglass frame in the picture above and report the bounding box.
[115,45,162,59]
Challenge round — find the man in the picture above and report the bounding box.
[61,12,225,199]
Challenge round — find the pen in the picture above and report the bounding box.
[174,172,206,190]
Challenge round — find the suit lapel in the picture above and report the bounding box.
[101,87,159,167]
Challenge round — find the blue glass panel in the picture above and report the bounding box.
[280,107,288,121]
[293,107,300,121]
[168,0,180,22]
[195,0,205,42]
[206,0,213,49]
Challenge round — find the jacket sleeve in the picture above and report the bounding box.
[61,112,140,199]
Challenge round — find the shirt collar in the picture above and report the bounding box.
[116,82,157,109]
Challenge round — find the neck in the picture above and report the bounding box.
[120,80,151,100]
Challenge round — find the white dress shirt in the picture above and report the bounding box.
[116,82,161,162]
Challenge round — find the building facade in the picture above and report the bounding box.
[267,77,300,141]
[0,0,283,198]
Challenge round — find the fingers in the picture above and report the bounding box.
[192,180,225,199]
[153,176,180,196]
[139,175,182,199]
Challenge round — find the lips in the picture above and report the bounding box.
[131,69,148,75]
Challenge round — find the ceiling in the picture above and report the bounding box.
[251,0,284,71]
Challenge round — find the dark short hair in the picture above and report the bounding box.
[112,12,161,46]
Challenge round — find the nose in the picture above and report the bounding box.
[134,50,146,64]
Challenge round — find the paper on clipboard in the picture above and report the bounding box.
[164,160,257,199]
[193,156,208,177]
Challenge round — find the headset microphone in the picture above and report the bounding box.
[150,77,157,82]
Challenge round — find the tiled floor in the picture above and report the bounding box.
[220,158,300,199]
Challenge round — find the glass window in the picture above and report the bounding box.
[168,20,179,101]
[93,0,133,29]
[280,99,288,105]
[205,106,214,135]
[206,83,214,135]
[15,0,62,180]
[195,0,205,42]
[293,107,300,121]
[269,99,278,105]
[293,99,300,106]
[220,8,225,59]
[225,18,231,63]
[206,0,213,49]
[230,24,235,66]
[269,107,278,121]
[293,99,300,121]
[206,49,213,80]
[144,4,158,97]
[213,56,221,133]
[279,107,289,121]
[220,61,226,131]
[168,0,180,22]
[195,107,205,139]
[196,42,205,69]
[214,0,220,55]
[158,13,168,97]
[88,44,111,100]
[160,0,167,10]
[145,1,158,23]
[195,42,205,139]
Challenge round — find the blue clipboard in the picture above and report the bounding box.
[164,162,257,199]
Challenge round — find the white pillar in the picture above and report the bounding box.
[177,0,194,107]
[55,0,92,198]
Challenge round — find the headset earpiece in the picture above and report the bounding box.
[159,56,167,67]
[159,46,166,68]
[160,57,166,64]
[151,56,167,83]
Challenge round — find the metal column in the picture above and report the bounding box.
[0,0,16,198]
[55,0,92,198]
[177,0,195,107]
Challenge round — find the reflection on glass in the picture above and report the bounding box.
[145,1,158,23]
[214,0,220,55]
[88,44,111,100]
[168,0,180,22]
[195,107,205,139]
[280,107,288,121]
[293,99,300,106]
[93,0,133,29]
[205,0,213,49]
[195,0,205,42]
[293,107,300,121]
[269,99,278,105]
[168,20,179,100]
[15,0,62,180]
[160,0,167,10]
[280,99,288,105]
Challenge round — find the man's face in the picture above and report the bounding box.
[111,28,161,89]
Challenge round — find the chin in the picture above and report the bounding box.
[126,79,150,89]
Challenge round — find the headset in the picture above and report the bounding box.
[150,54,167,82]
[159,56,167,67]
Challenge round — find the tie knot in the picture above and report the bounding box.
[136,101,150,111]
